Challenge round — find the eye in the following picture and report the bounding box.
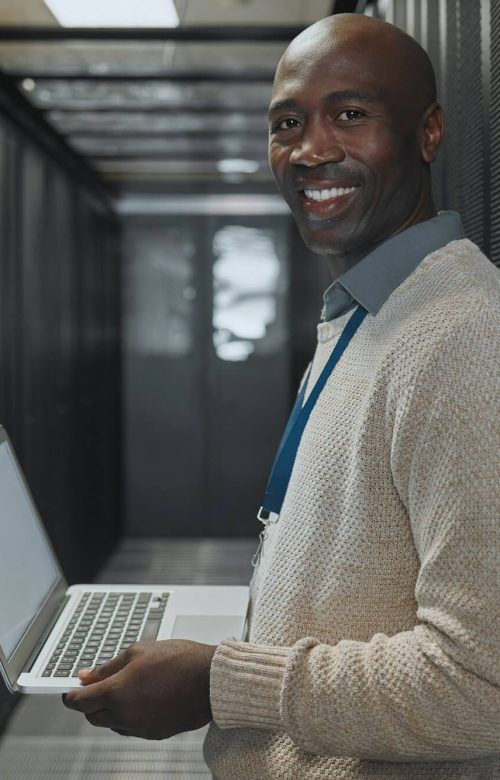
[270,117,302,133]
[337,109,365,122]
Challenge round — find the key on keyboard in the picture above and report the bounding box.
[42,591,170,678]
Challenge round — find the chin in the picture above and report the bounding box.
[300,231,346,256]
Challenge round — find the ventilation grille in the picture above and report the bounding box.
[453,0,484,249]
[382,0,497,265]
[490,0,500,267]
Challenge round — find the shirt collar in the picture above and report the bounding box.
[321,211,465,321]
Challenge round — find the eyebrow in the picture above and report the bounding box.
[268,89,382,118]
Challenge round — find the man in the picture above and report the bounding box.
[64,13,500,779]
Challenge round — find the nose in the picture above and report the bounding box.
[289,119,344,167]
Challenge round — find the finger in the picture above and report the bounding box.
[85,709,119,729]
[79,651,130,684]
[64,652,133,712]
[111,728,132,737]
[63,680,109,713]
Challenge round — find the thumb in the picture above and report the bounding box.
[79,651,130,684]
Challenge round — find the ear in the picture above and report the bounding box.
[420,102,443,163]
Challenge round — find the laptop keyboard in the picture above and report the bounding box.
[42,591,170,678]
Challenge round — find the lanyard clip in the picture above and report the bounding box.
[252,508,279,570]
[257,507,279,526]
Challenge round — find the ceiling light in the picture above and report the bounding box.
[217,159,260,174]
[43,0,179,27]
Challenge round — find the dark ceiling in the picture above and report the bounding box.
[0,0,366,201]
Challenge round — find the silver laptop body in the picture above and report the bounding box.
[0,426,248,694]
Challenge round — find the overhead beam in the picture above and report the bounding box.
[0,25,304,42]
[11,70,275,83]
[42,104,269,114]
[60,129,268,139]
[88,151,268,161]
[330,0,360,12]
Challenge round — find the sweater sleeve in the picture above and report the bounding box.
[210,307,500,761]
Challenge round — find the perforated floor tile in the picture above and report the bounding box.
[0,735,211,778]
[95,538,255,585]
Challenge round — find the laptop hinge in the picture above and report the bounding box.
[23,595,71,673]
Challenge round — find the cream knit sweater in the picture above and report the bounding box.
[203,239,500,779]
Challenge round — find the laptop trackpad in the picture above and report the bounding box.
[171,615,242,644]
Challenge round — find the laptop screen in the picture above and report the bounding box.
[0,441,60,658]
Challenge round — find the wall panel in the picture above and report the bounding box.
[490,0,500,263]
[380,0,498,267]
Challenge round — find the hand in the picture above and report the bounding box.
[62,639,217,740]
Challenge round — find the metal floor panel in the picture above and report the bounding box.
[0,735,211,779]
[0,537,256,778]
[95,537,255,585]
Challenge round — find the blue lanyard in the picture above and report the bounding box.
[258,303,368,522]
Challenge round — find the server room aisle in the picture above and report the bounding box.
[0,538,255,779]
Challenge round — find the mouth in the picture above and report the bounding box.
[297,184,360,219]
[302,185,358,201]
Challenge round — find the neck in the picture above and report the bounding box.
[326,195,437,282]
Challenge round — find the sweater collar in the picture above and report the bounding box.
[321,211,465,321]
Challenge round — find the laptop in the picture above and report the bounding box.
[0,426,248,694]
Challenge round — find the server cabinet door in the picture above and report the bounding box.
[123,213,291,537]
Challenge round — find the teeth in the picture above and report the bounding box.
[304,186,357,201]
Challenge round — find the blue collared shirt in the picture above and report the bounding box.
[321,211,465,321]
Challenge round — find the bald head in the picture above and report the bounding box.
[268,12,443,267]
[276,14,436,122]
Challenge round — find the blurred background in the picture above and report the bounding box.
[0,0,498,775]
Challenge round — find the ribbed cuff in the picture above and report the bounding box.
[210,637,290,730]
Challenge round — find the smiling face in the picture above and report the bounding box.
[268,15,442,265]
